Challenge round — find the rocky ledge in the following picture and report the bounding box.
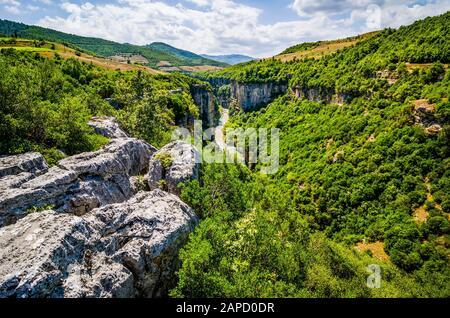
[147,141,200,195]
[0,138,156,226]
[0,190,198,298]
[0,119,200,298]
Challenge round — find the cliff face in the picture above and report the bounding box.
[230,81,288,111]
[204,77,288,112]
[204,76,359,112]
[190,84,218,128]
[291,86,355,105]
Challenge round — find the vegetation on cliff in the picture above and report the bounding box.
[172,12,450,297]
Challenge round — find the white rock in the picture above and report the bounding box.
[147,141,200,194]
[0,190,198,298]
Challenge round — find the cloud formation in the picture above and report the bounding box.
[35,0,450,57]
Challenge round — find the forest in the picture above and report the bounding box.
[172,12,450,297]
[0,48,202,164]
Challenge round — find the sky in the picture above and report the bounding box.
[1,0,449,57]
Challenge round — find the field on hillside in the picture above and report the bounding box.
[0,38,163,74]
[273,32,380,62]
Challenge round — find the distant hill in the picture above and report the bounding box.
[147,42,227,67]
[275,31,380,62]
[0,19,225,71]
[0,37,163,74]
[200,54,255,65]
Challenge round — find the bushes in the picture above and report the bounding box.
[172,165,429,297]
[0,50,205,158]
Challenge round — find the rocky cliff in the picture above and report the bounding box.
[190,84,218,128]
[291,86,352,105]
[230,81,288,111]
[0,190,197,298]
[0,117,199,298]
[147,141,200,195]
[202,77,288,112]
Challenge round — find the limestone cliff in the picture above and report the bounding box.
[190,84,218,128]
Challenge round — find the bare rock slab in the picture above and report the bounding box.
[0,189,198,298]
[88,117,128,139]
[147,141,200,194]
[0,138,157,227]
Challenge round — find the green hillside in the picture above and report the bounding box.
[172,12,450,297]
[0,48,204,163]
[147,42,227,67]
[204,12,449,83]
[0,19,224,70]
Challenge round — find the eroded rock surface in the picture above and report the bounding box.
[0,138,156,227]
[413,99,444,135]
[0,190,198,298]
[0,152,48,178]
[88,117,128,139]
[147,141,200,194]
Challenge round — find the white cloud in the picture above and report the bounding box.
[0,0,20,5]
[290,0,378,17]
[290,0,450,29]
[1,0,21,14]
[4,5,20,14]
[26,4,40,11]
[186,0,210,7]
[37,0,450,57]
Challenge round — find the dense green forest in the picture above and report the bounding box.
[0,48,202,164]
[0,19,225,69]
[171,12,450,297]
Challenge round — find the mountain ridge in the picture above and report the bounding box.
[0,19,225,71]
[200,53,256,65]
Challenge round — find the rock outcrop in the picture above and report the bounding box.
[0,152,48,178]
[190,84,217,128]
[291,86,353,105]
[230,81,288,111]
[0,138,156,227]
[0,189,198,298]
[0,116,201,298]
[413,99,444,135]
[147,141,200,194]
[88,117,128,139]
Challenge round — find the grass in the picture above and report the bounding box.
[0,37,163,74]
[273,31,380,62]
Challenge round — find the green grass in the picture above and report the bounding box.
[0,46,53,52]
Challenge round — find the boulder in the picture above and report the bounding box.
[0,138,156,227]
[0,152,48,178]
[147,141,200,194]
[88,117,128,139]
[0,190,198,298]
[59,138,156,177]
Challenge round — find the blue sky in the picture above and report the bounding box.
[1,0,449,57]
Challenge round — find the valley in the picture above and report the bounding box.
[0,10,449,299]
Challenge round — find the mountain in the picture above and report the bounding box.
[147,42,227,67]
[200,53,255,65]
[0,19,224,71]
